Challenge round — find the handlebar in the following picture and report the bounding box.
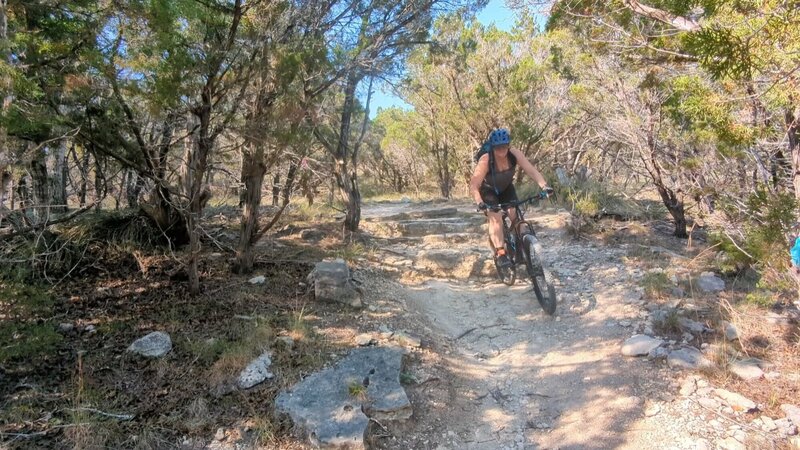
[478,189,556,212]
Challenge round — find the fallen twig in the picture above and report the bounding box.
[68,407,135,421]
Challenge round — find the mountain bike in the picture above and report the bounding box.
[482,192,557,315]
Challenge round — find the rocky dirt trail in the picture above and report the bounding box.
[353,200,790,450]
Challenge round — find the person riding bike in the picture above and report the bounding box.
[470,128,553,269]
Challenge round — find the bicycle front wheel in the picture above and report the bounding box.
[523,234,557,315]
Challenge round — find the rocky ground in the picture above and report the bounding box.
[283,199,799,450]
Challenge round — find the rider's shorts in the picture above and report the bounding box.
[479,184,518,207]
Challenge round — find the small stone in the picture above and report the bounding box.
[790,436,800,449]
[761,416,777,432]
[394,331,422,348]
[679,378,697,397]
[355,333,374,346]
[238,352,274,389]
[645,403,661,417]
[724,322,739,341]
[717,437,746,450]
[127,331,172,357]
[774,418,797,436]
[248,276,266,284]
[619,320,632,327]
[621,335,663,356]
[84,324,97,334]
[781,404,800,429]
[215,427,225,441]
[58,323,74,333]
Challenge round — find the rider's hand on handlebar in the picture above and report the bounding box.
[477,202,488,212]
[541,186,555,199]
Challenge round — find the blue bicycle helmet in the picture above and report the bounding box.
[488,128,511,147]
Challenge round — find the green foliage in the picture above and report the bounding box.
[641,272,671,298]
[715,189,798,271]
[744,289,775,308]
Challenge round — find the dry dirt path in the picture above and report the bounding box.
[358,200,719,450]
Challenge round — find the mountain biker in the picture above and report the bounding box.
[470,128,553,269]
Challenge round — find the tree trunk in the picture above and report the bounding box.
[94,155,106,210]
[29,146,50,223]
[271,173,280,206]
[126,169,144,208]
[232,146,266,274]
[52,141,68,213]
[787,106,800,205]
[282,161,298,205]
[72,145,90,207]
[1,169,10,208]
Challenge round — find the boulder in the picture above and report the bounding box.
[308,259,363,308]
[697,272,725,293]
[276,348,411,449]
[127,331,172,358]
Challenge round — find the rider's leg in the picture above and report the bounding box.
[487,210,504,250]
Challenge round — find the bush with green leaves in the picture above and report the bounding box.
[713,189,798,273]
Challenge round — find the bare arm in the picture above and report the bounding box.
[469,155,490,205]
[510,148,548,189]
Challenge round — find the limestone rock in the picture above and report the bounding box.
[355,333,375,346]
[782,404,800,429]
[697,272,725,293]
[621,335,663,356]
[276,347,411,449]
[309,259,363,308]
[729,359,765,381]
[238,352,274,389]
[248,275,265,284]
[667,347,713,370]
[127,331,172,358]
[714,389,757,412]
[678,317,710,334]
[724,321,739,341]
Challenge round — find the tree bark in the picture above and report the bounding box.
[29,146,50,223]
[52,141,68,213]
[787,106,800,205]
[272,173,280,206]
[232,145,266,274]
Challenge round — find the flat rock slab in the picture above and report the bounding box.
[729,358,767,381]
[127,331,172,357]
[714,389,757,412]
[276,347,410,449]
[667,347,713,370]
[621,335,663,356]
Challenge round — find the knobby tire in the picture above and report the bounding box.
[523,234,557,315]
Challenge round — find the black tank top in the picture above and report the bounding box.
[481,153,516,193]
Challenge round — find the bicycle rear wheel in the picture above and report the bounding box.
[523,234,557,315]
